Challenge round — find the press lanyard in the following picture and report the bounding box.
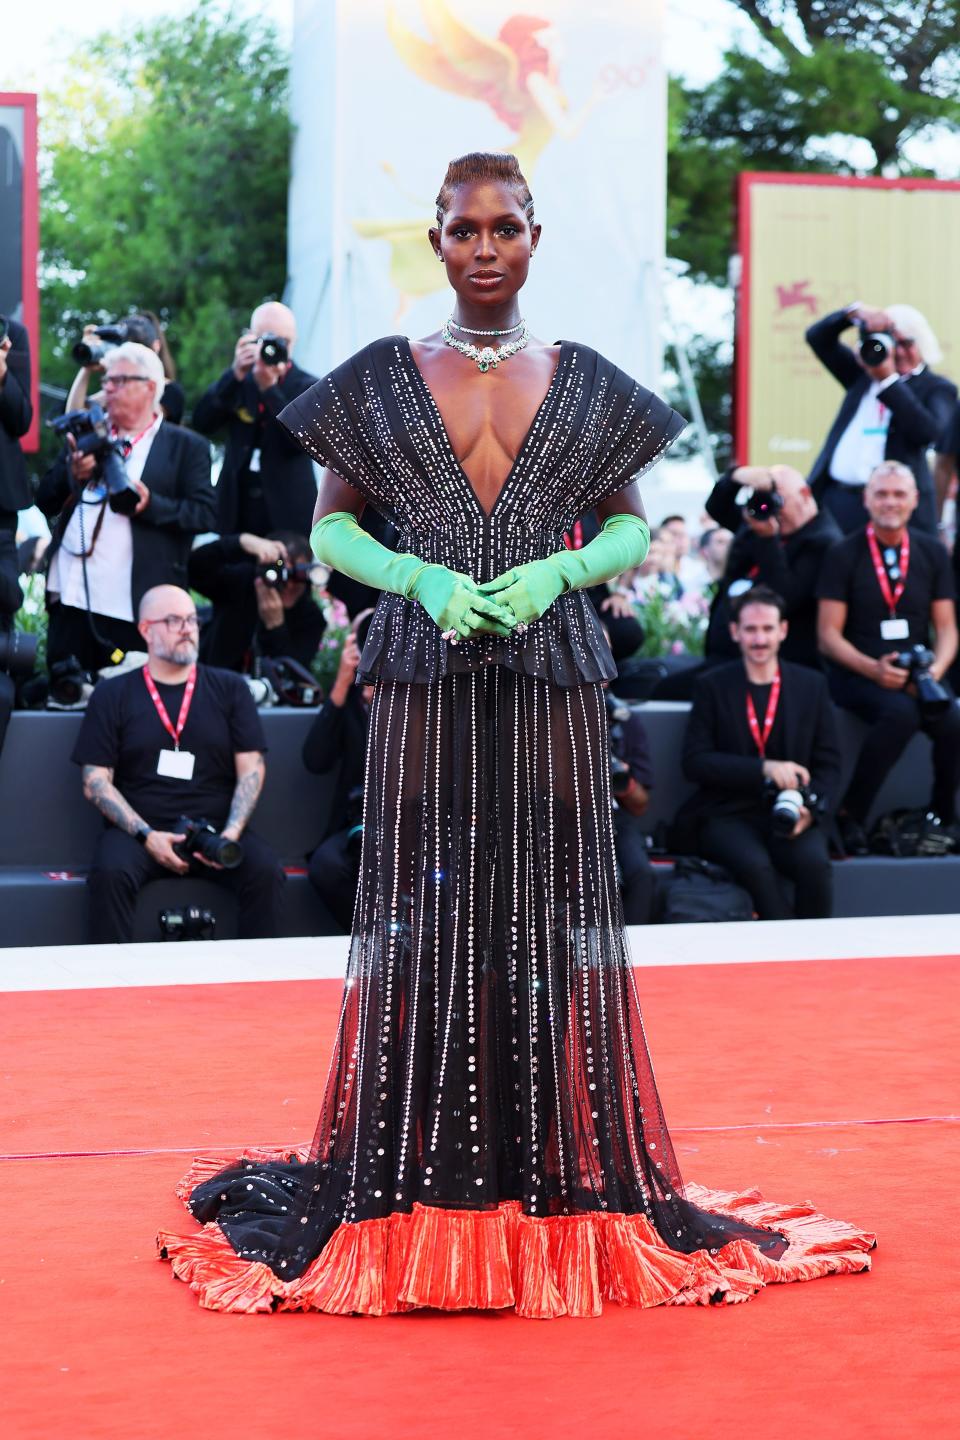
[142,664,197,750]
[111,417,158,451]
[745,668,781,758]
[866,522,909,618]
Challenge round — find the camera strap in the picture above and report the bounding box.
[866,522,909,616]
[745,667,781,758]
[143,663,197,750]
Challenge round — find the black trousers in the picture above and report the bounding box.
[308,830,360,933]
[829,668,960,824]
[699,812,833,920]
[87,826,285,943]
[47,602,143,673]
[612,809,656,925]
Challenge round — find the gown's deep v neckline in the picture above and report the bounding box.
[401,336,567,521]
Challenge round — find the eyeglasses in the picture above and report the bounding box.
[893,339,916,351]
[143,614,199,632]
[103,374,152,388]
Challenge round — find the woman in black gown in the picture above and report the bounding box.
[159,153,874,1315]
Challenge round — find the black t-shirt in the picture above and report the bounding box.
[816,528,955,660]
[746,680,786,757]
[72,664,266,831]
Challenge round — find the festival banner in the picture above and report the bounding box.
[0,93,39,452]
[288,0,668,385]
[735,173,960,470]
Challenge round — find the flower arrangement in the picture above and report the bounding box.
[630,582,709,659]
[310,591,352,691]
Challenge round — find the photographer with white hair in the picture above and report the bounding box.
[38,342,215,674]
[805,301,956,535]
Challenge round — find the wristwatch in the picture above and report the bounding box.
[134,825,152,847]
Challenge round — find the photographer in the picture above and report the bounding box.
[703,463,842,670]
[72,584,284,942]
[193,302,318,535]
[303,621,374,931]
[0,314,32,597]
[805,302,956,534]
[679,587,841,920]
[605,688,656,925]
[188,529,326,673]
[817,460,960,852]
[66,312,184,424]
[38,343,215,673]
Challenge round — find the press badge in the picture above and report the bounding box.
[157,749,196,780]
[880,618,909,641]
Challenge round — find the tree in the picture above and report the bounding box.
[668,1,960,286]
[39,0,291,417]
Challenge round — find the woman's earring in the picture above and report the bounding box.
[438,252,444,262]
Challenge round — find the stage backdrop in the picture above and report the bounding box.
[735,172,960,470]
[0,93,39,453]
[287,0,668,386]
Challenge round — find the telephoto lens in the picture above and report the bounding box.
[174,817,244,869]
[858,327,895,367]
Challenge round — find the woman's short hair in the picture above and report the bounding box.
[106,342,166,412]
[435,152,534,228]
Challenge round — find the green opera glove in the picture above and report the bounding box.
[477,514,651,625]
[311,511,516,641]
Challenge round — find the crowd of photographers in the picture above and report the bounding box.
[2,295,960,939]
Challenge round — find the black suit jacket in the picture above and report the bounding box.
[38,422,216,610]
[302,689,369,841]
[678,660,842,827]
[0,317,33,515]
[192,362,319,534]
[805,310,956,532]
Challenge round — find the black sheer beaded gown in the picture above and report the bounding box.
[159,338,875,1315]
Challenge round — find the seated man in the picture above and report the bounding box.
[38,343,215,672]
[302,621,374,931]
[606,689,657,925]
[679,586,841,920]
[188,529,326,673]
[72,584,284,942]
[817,460,960,850]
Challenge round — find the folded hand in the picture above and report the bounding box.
[411,565,517,641]
[477,559,566,626]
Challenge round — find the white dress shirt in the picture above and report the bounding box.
[48,414,163,621]
[829,365,925,486]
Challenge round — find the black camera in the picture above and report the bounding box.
[345,784,365,858]
[0,629,37,678]
[173,816,244,870]
[48,655,94,707]
[158,905,217,941]
[892,645,951,719]
[857,325,895,368]
[605,691,633,796]
[256,558,315,589]
[743,486,785,523]
[71,323,130,367]
[765,780,821,838]
[48,404,140,516]
[255,656,322,708]
[259,333,289,366]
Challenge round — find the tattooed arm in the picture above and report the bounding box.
[222,751,266,841]
[81,764,189,873]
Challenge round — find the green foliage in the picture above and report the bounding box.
[39,0,291,417]
[668,1,960,286]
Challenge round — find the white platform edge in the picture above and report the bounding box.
[0,914,958,993]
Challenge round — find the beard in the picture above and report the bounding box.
[153,635,199,666]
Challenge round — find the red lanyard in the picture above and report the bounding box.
[745,668,781,758]
[142,665,197,749]
[111,418,158,451]
[866,522,909,618]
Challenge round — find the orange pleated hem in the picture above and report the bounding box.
[157,1148,876,1317]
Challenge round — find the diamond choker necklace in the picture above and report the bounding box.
[441,318,530,372]
[448,317,525,337]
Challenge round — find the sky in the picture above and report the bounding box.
[5,0,744,91]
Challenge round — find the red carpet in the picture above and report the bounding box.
[3,954,957,1438]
